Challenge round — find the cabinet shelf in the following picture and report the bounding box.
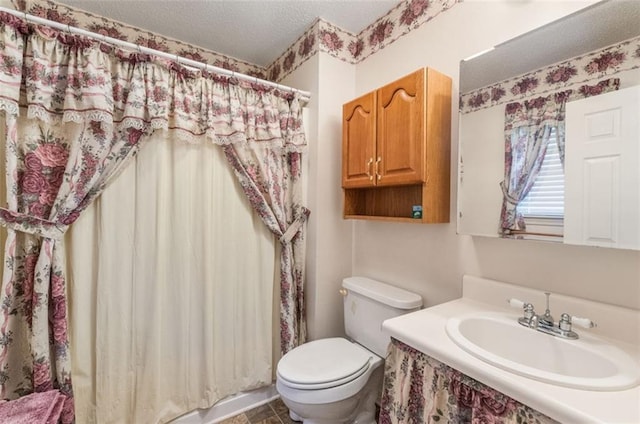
[343,215,424,223]
[343,184,448,223]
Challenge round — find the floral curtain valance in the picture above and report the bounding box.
[0,13,306,151]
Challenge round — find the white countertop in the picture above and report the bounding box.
[382,276,640,424]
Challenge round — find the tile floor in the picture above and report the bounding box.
[219,398,298,424]
[220,397,382,424]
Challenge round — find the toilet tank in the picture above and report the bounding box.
[343,276,422,357]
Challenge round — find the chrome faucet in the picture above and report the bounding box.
[508,294,597,340]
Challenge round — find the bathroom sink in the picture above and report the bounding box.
[445,313,640,391]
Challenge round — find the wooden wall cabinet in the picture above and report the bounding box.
[342,68,452,223]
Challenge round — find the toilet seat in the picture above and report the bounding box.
[276,337,384,405]
[277,338,375,390]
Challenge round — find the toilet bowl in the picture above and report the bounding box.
[276,338,383,424]
[276,277,422,424]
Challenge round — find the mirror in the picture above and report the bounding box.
[457,0,640,250]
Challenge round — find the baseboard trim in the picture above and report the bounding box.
[172,385,280,424]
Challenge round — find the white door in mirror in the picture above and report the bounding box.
[565,86,640,250]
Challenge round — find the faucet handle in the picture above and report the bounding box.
[508,298,535,319]
[559,313,572,331]
[559,313,597,331]
[571,315,597,329]
[508,298,525,309]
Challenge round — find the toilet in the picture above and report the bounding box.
[276,276,422,424]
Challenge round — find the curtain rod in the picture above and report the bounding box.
[0,6,312,103]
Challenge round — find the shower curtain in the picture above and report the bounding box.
[66,134,276,423]
[0,12,308,422]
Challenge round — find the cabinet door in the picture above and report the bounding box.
[342,91,377,188]
[376,69,425,186]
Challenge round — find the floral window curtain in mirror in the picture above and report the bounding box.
[499,79,620,235]
[0,12,308,421]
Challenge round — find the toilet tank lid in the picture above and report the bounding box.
[343,277,422,309]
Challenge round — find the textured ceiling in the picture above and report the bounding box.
[56,0,401,67]
[460,0,640,93]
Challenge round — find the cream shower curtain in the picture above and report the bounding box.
[66,133,276,423]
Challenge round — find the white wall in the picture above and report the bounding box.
[281,52,356,340]
[457,104,503,237]
[352,1,640,311]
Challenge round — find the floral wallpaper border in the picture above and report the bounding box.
[460,35,640,114]
[268,0,459,82]
[9,0,460,85]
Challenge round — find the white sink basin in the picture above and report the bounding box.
[445,312,640,391]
